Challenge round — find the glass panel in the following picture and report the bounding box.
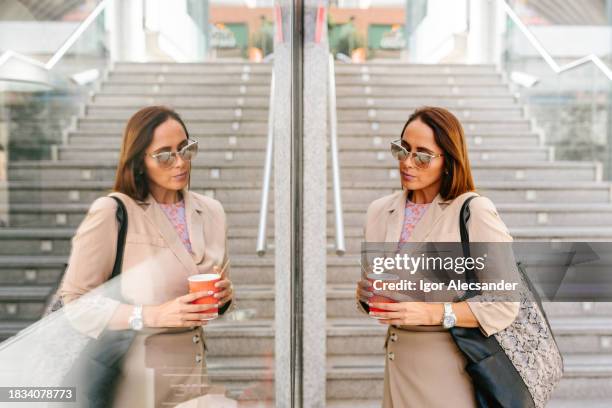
[0,0,287,406]
[323,0,612,406]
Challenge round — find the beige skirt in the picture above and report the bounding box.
[112,326,208,408]
[382,325,477,408]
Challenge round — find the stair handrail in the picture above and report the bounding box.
[328,53,346,256]
[0,0,110,71]
[499,0,612,81]
[256,71,275,256]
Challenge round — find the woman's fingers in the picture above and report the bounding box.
[357,288,373,299]
[183,303,219,313]
[214,289,230,300]
[368,311,401,319]
[214,279,231,289]
[378,319,402,326]
[357,279,372,289]
[368,302,401,311]
[180,290,213,304]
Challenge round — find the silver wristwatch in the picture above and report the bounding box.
[129,305,144,331]
[442,302,457,329]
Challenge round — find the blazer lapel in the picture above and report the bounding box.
[384,189,409,242]
[183,189,206,264]
[141,192,199,276]
[408,191,480,242]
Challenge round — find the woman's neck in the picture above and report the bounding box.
[151,188,182,204]
[408,188,438,204]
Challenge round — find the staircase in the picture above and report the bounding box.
[326,62,612,407]
[1,60,611,407]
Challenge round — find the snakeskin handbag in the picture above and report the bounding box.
[450,195,564,408]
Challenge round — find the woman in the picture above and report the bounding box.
[59,106,234,407]
[355,106,519,407]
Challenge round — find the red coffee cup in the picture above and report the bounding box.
[367,273,399,316]
[188,273,221,320]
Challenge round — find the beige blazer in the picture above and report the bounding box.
[59,187,229,407]
[360,189,521,408]
[359,188,519,336]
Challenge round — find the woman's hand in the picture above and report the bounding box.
[143,291,217,328]
[214,277,233,306]
[368,301,443,326]
[213,265,233,306]
[355,278,373,303]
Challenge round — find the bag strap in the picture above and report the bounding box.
[108,196,128,280]
[458,194,481,301]
[44,195,129,315]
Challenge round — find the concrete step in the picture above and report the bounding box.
[92,94,269,107]
[83,108,527,128]
[8,160,266,182]
[338,107,524,121]
[11,160,596,183]
[333,63,498,75]
[0,255,276,286]
[3,203,274,229]
[85,106,269,121]
[112,61,272,74]
[331,226,612,253]
[325,353,612,399]
[339,119,531,134]
[65,132,542,149]
[336,85,511,97]
[76,118,268,134]
[332,181,612,204]
[56,143,548,162]
[11,201,612,230]
[7,218,612,250]
[106,71,271,83]
[0,256,67,286]
[0,286,53,320]
[0,284,273,321]
[100,83,270,96]
[4,180,612,205]
[0,227,268,256]
[334,73,504,86]
[85,97,519,113]
[71,116,530,134]
[66,134,270,148]
[336,96,518,109]
[335,161,600,183]
[5,200,612,232]
[4,180,263,204]
[327,316,612,355]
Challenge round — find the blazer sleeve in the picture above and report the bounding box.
[218,206,233,315]
[464,196,520,337]
[58,196,121,339]
[356,199,382,315]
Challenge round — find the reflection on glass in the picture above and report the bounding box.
[1,0,277,406]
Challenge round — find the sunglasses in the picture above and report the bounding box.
[149,140,198,167]
[390,139,442,169]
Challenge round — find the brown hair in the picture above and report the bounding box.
[113,106,190,201]
[400,106,476,200]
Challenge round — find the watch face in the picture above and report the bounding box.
[443,316,456,328]
[131,318,144,331]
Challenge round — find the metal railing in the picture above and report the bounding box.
[499,0,612,81]
[328,54,345,256]
[0,0,110,72]
[256,71,275,256]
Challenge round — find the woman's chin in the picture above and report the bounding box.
[401,181,417,190]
